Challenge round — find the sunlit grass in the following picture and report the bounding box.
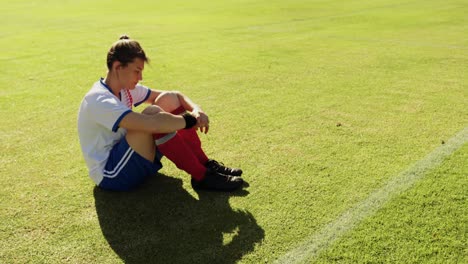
[1,0,466,263]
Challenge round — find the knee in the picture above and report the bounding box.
[142,105,163,115]
[154,91,181,112]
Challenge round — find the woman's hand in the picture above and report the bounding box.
[191,108,209,134]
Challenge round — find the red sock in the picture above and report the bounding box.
[154,132,206,181]
[177,128,209,165]
[170,106,209,165]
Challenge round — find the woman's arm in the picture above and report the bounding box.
[119,111,186,134]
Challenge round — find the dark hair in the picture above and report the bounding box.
[106,35,149,70]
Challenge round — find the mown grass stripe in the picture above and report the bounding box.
[275,127,468,264]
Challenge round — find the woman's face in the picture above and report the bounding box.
[117,58,144,90]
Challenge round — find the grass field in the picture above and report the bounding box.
[1,0,467,263]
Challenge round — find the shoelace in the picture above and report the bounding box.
[212,161,233,172]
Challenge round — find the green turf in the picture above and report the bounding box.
[1,0,466,263]
[316,144,467,263]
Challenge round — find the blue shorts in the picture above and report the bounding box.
[99,137,163,191]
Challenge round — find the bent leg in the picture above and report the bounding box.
[153,93,210,164]
[141,104,207,180]
[153,93,242,177]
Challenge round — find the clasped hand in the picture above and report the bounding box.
[191,109,210,134]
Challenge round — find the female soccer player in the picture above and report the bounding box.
[78,35,243,191]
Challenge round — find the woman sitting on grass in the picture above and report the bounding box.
[77,35,243,192]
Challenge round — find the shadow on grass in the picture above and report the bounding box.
[94,173,264,264]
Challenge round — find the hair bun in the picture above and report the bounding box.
[119,34,130,40]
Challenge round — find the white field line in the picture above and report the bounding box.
[275,127,468,264]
